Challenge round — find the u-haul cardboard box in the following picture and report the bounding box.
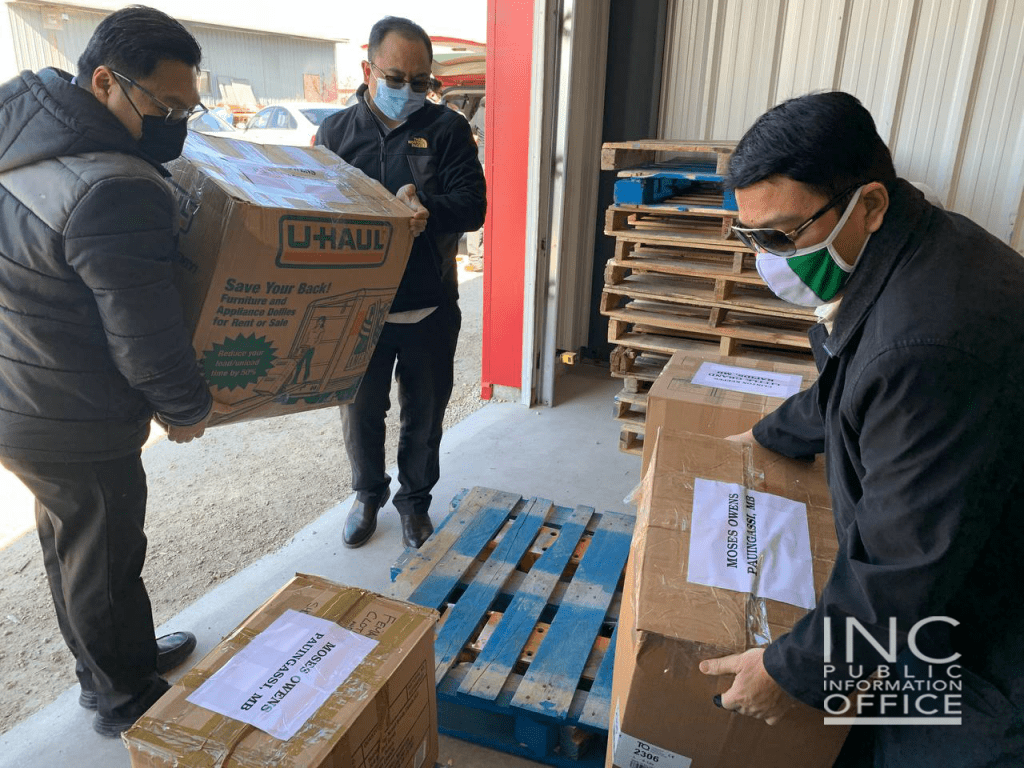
[641,354,819,473]
[167,133,414,425]
[124,574,438,768]
[610,431,849,768]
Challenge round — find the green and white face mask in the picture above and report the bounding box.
[754,187,868,307]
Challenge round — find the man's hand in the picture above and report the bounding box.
[159,400,233,444]
[700,648,796,725]
[396,184,429,237]
[725,428,756,444]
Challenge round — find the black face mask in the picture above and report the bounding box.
[137,115,188,163]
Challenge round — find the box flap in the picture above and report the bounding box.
[174,133,413,218]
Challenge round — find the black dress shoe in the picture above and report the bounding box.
[92,678,170,738]
[156,631,198,674]
[400,513,434,549]
[343,487,391,548]
[78,631,196,711]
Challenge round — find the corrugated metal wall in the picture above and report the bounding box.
[6,2,338,103]
[659,0,1024,251]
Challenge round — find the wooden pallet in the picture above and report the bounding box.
[618,421,644,456]
[603,271,814,324]
[601,139,737,174]
[609,349,668,388]
[389,487,635,768]
[605,242,759,287]
[606,205,738,243]
[613,387,646,423]
[614,389,647,458]
[606,222,749,253]
[608,298,813,352]
[607,308,814,359]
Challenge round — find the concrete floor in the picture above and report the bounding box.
[0,365,640,768]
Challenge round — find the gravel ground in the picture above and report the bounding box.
[0,267,487,734]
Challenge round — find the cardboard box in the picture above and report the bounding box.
[610,430,848,768]
[641,354,819,474]
[124,574,439,768]
[168,133,414,425]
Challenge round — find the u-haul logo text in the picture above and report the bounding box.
[277,216,391,269]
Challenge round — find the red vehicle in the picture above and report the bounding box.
[431,36,485,120]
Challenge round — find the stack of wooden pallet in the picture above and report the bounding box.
[600,140,817,455]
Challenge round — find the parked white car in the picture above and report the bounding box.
[238,103,345,146]
[187,111,237,137]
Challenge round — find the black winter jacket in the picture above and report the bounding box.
[755,181,1024,765]
[315,85,486,312]
[0,69,211,462]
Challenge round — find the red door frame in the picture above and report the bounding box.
[479,0,532,400]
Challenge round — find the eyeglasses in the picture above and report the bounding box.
[731,184,862,256]
[111,70,207,124]
[367,61,432,93]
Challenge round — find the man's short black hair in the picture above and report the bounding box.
[725,91,897,198]
[367,16,433,65]
[77,5,201,84]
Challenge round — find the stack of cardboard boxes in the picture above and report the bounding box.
[608,354,849,767]
[119,137,437,767]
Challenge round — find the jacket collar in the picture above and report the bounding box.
[824,179,933,357]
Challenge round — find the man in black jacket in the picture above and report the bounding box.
[316,17,486,550]
[699,92,1024,766]
[0,7,217,736]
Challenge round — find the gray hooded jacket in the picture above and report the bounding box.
[0,68,211,462]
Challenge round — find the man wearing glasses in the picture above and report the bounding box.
[316,17,486,551]
[699,92,1024,765]
[0,6,217,736]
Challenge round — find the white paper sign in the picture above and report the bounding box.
[187,609,377,740]
[691,362,803,398]
[687,478,816,610]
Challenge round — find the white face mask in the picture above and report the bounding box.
[372,77,427,122]
[754,187,869,307]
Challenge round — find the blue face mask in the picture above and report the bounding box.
[372,77,427,122]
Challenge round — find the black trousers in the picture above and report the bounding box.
[1,451,165,717]
[342,301,461,516]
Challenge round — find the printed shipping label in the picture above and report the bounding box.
[686,478,816,610]
[691,362,803,398]
[187,609,377,740]
[613,732,692,768]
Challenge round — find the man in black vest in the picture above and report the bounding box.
[316,16,486,550]
[0,6,218,736]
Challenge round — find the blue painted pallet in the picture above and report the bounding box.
[613,164,738,210]
[389,487,635,768]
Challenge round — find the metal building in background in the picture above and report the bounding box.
[1,0,347,106]
[659,0,1024,253]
